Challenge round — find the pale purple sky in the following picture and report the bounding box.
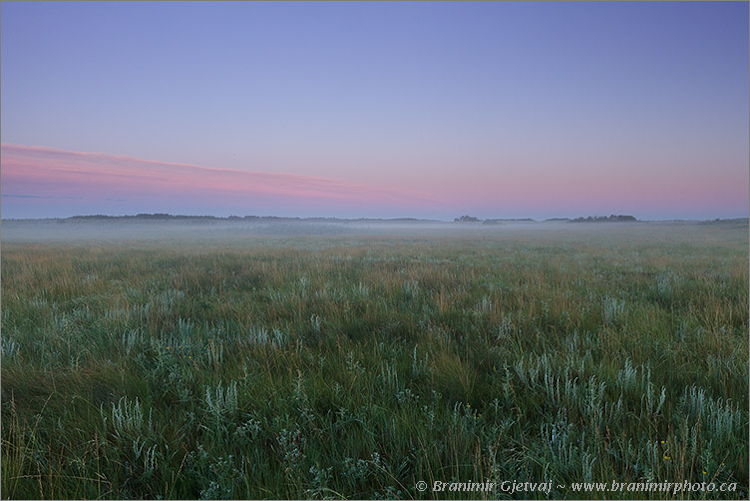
[2,1,748,220]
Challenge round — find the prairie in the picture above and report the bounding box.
[1,219,747,499]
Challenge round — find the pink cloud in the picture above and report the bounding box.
[1,144,441,217]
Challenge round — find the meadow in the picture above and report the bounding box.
[1,220,748,499]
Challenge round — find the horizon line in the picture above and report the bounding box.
[3,212,748,224]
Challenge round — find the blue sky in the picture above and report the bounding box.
[2,1,748,220]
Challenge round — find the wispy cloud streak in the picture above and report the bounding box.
[1,144,441,217]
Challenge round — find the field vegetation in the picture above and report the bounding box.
[1,221,747,499]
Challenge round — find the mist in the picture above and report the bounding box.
[3,215,744,250]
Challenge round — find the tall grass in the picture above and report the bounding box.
[1,222,747,499]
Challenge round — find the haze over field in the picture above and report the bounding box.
[1,1,748,220]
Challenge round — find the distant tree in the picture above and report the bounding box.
[611,214,637,222]
[454,215,480,222]
[570,214,637,223]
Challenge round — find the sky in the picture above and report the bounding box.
[2,1,748,220]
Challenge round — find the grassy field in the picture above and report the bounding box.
[1,220,747,499]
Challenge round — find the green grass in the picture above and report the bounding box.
[2,222,747,499]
